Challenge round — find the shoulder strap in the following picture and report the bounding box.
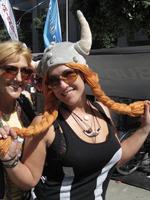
[52,119,67,158]
[87,95,112,122]
[92,101,112,123]
[17,94,36,127]
[92,100,117,131]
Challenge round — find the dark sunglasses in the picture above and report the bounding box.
[0,65,33,81]
[46,70,79,89]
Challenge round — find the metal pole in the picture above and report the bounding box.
[32,0,38,52]
[66,0,68,41]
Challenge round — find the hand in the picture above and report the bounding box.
[0,126,21,161]
[0,125,17,140]
[141,101,150,131]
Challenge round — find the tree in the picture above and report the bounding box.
[71,0,150,48]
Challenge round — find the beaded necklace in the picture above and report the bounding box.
[0,101,22,128]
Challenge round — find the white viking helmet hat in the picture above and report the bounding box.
[37,10,92,76]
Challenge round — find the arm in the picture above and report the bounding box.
[118,101,150,166]
[5,129,47,190]
[0,116,55,190]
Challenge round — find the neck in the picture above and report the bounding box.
[62,101,89,114]
[62,95,89,113]
[61,99,93,120]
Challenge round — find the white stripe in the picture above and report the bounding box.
[94,148,122,200]
[60,167,74,200]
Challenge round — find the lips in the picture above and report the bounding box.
[7,80,24,92]
[62,88,74,96]
[11,84,21,90]
[7,79,23,88]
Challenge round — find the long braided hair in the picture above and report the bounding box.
[0,62,144,156]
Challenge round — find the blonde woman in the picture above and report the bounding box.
[0,40,35,199]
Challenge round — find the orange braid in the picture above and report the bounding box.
[66,63,144,117]
[0,62,145,156]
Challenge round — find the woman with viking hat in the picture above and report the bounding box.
[0,10,150,200]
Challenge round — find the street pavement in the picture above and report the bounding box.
[106,180,150,200]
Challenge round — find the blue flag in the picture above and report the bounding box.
[43,0,62,48]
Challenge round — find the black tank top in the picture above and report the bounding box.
[35,103,122,200]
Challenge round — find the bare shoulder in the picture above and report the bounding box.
[28,115,56,146]
[46,125,55,146]
[31,114,43,125]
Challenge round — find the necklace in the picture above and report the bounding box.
[0,112,10,128]
[71,102,101,137]
[0,101,21,128]
[0,118,3,127]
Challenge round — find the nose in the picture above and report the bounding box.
[15,69,22,82]
[59,79,69,89]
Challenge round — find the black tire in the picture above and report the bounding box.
[116,158,141,175]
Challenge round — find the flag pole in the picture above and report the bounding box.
[66,0,68,41]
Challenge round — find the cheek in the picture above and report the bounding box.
[0,78,7,91]
[77,77,85,90]
[51,88,59,97]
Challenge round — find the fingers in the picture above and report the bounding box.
[0,125,18,140]
[140,101,150,128]
[144,101,150,115]
[9,128,18,140]
[0,126,10,139]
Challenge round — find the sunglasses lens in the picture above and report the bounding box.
[47,70,78,88]
[63,71,78,84]
[21,68,33,80]
[48,76,60,88]
[0,66,18,79]
[0,65,33,81]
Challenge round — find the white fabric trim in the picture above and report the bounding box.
[94,148,122,199]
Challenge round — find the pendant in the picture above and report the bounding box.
[83,128,99,137]
[2,113,10,121]
[0,119,3,128]
[83,115,89,121]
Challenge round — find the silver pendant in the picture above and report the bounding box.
[83,128,99,137]
[83,115,89,121]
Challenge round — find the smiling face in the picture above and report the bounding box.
[0,55,32,100]
[47,65,86,109]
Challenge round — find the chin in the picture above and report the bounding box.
[6,87,22,99]
[8,92,21,99]
[64,98,79,107]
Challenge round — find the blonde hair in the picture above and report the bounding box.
[0,40,32,66]
[0,62,144,156]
